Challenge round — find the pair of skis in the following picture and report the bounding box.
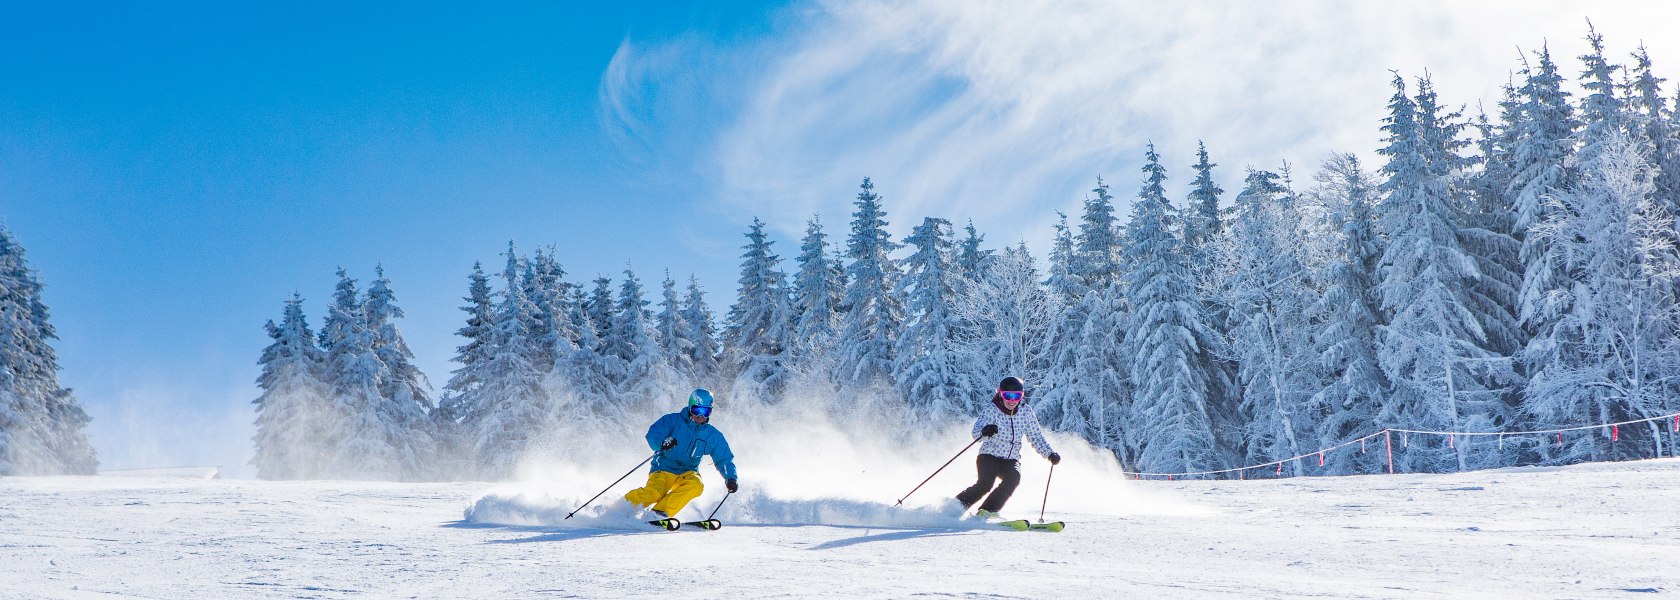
[646,490,732,531]
[647,518,721,531]
[992,519,1064,532]
[652,517,1063,532]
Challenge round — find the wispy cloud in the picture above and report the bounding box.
[606,0,1680,249]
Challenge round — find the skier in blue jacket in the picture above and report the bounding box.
[624,388,739,517]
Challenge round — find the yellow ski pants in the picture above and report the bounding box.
[624,470,705,515]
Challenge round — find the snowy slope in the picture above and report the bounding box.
[2,459,1676,599]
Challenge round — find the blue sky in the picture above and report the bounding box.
[4,1,1679,471]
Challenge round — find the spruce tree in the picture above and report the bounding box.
[1374,74,1503,472]
[837,178,904,386]
[439,262,495,424]
[657,272,695,377]
[791,216,843,360]
[611,266,675,412]
[726,219,791,399]
[893,217,967,420]
[1122,144,1224,475]
[680,276,723,386]
[318,268,402,479]
[1306,154,1389,473]
[470,271,552,479]
[252,295,330,479]
[0,226,95,475]
[363,265,435,480]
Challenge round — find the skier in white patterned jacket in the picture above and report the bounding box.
[956,376,1060,518]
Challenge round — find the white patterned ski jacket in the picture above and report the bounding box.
[972,399,1055,461]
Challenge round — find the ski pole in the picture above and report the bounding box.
[706,491,732,521]
[565,451,660,520]
[895,435,985,506]
[1038,463,1055,523]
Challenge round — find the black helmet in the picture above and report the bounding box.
[998,376,1024,392]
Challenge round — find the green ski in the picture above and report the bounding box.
[992,519,1064,532]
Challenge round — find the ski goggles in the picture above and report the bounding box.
[999,390,1024,402]
[690,404,713,418]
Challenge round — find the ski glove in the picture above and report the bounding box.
[980,424,999,437]
[725,478,739,493]
[1048,453,1061,466]
[660,437,677,450]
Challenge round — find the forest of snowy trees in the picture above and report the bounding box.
[243,28,1680,481]
[0,226,96,476]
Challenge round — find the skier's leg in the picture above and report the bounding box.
[624,471,678,508]
[956,455,1002,508]
[977,458,1021,513]
[652,471,705,515]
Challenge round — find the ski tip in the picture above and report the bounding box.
[684,519,723,530]
[1028,521,1065,532]
[647,518,681,531]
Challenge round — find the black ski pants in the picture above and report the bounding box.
[956,453,1020,513]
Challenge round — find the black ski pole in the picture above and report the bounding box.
[896,435,985,506]
[1038,463,1055,523]
[706,491,732,521]
[565,451,659,520]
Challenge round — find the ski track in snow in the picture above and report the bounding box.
[2,460,1678,598]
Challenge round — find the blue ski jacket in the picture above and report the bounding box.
[645,411,738,481]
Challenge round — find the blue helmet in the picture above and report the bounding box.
[687,388,714,418]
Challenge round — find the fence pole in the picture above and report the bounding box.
[1384,430,1394,474]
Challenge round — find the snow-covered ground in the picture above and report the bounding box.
[3,459,1676,599]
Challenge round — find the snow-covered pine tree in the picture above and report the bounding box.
[611,266,677,414]
[438,262,495,425]
[1040,177,1131,452]
[836,178,904,387]
[0,226,95,476]
[1511,46,1583,439]
[725,219,792,400]
[1214,167,1321,475]
[790,215,843,362]
[1374,74,1505,472]
[1623,44,1680,214]
[1121,144,1225,476]
[680,276,722,387]
[893,217,967,421]
[584,275,617,352]
[252,294,331,479]
[955,220,993,282]
[363,265,435,480]
[317,268,402,479]
[554,280,619,420]
[1575,24,1626,171]
[1035,212,1091,435]
[1523,131,1680,462]
[522,249,576,371]
[656,272,695,378]
[469,267,552,480]
[1454,101,1526,461]
[1075,177,1124,290]
[1305,154,1389,474]
[432,262,495,477]
[1183,141,1225,255]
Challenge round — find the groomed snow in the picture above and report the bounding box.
[3,459,1676,598]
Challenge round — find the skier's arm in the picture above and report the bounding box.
[709,432,738,481]
[1024,407,1055,458]
[972,416,987,439]
[645,414,674,452]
